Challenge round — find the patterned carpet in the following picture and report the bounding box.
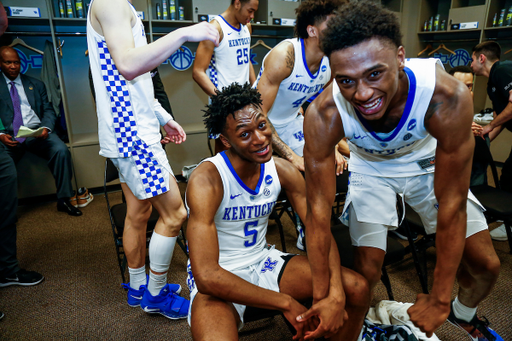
[0,185,510,340]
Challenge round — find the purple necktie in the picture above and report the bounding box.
[9,81,25,143]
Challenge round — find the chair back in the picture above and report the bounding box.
[105,159,120,184]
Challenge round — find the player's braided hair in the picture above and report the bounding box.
[203,83,263,136]
[321,0,402,57]
[294,0,345,40]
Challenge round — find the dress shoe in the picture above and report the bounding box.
[57,199,83,216]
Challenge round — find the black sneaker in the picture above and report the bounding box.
[390,225,418,241]
[0,269,44,288]
[447,303,503,341]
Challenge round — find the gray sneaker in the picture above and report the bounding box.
[490,224,508,241]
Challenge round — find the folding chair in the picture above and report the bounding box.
[103,158,187,283]
[398,204,435,294]
[331,224,406,300]
[470,136,512,253]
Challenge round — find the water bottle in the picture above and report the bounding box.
[59,0,65,17]
[178,6,184,20]
[75,0,84,18]
[169,0,176,20]
[499,9,505,27]
[66,0,73,17]
[162,0,168,20]
[507,6,512,26]
[156,3,161,20]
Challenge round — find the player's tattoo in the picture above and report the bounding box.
[285,46,294,71]
[267,118,294,160]
[425,101,443,122]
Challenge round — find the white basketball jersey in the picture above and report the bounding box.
[199,152,281,271]
[254,38,331,125]
[208,15,251,90]
[87,0,161,158]
[333,58,442,177]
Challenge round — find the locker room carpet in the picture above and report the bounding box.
[0,183,511,341]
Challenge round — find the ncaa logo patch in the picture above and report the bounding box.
[265,175,273,185]
[408,119,417,131]
[380,142,388,147]
[321,65,327,72]
[403,133,413,141]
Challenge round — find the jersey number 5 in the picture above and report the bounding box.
[237,48,249,65]
[244,221,258,247]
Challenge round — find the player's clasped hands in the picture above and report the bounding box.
[407,293,451,338]
[296,296,348,340]
[186,22,220,47]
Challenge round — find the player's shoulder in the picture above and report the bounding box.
[433,63,466,104]
[188,160,222,192]
[308,83,337,118]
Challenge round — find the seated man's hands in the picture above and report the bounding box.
[162,120,186,145]
[407,293,450,338]
[296,295,348,340]
[37,128,49,140]
[0,134,18,147]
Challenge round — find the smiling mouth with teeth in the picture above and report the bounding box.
[255,145,269,154]
[362,98,382,110]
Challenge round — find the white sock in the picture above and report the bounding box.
[452,296,477,322]
[128,265,146,290]
[148,232,177,296]
[148,272,168,296]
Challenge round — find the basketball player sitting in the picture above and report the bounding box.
[185,83,368,341]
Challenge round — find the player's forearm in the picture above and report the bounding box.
[489,102,512,129]
[192,70,217,97]
[195,267,294,312]
[267,119,295,161]
[431,203,467,304]
[326,236,345,303]
[305,209,332,301]
[114,29,190,80]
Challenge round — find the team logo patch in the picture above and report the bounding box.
[293,131,305,142]
[321,65,327,72]
[260,257,278,273]
[408,119,417,131]
[403,133,413,141]
[265,175,273,185]
[263,187,271,197]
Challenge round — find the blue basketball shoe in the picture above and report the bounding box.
[121,283,146,307]
[447,304,503,341]
[140,284,189,319]
[122,279,182,307]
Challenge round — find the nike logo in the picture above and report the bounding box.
[144,307,160,312]
[228,32,234,35]
[296,74,304,78]
[230,193,242,199]
[130,295,142,300]
[353,134,367,140]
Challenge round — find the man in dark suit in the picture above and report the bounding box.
[0,46,55,288]
[0,46,80,216]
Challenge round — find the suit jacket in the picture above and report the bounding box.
[0,73,57,135]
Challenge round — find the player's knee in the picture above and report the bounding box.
[160,205,187,231]
[474,253,500,279]
[344,271,371,310]
[126,205,152,228]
